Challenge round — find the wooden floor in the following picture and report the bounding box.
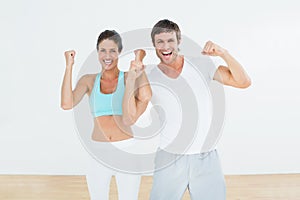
[0,174,299,199]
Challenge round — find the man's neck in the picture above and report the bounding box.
[158,56,184,78]
[161,55,184,70]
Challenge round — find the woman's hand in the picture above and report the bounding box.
[64,50,76,69]
[128,49,146,79]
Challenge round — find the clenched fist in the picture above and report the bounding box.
[128,49,146,79]
[201,41,227,57]
[64,50,76,68]
[134,49,146,62]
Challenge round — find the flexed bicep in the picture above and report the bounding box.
[72,75,90,107]
[61,50,90,110]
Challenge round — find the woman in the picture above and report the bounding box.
[61,30,152,200]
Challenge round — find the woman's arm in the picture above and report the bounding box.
[122,50,152,125]
[61,50,89,110]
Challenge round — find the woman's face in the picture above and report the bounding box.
[97,39,119,71]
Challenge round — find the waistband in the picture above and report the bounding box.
[90,138,136,149]
[158,147,217,159]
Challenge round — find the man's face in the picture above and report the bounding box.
[153,31,180,66]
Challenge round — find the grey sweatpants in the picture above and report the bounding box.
[150,149,226,200]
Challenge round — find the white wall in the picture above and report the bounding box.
[0,0,299,175]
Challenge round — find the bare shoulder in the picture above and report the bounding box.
[78,73,98,95]
[78,73,97,84]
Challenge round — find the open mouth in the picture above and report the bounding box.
[162,51,172,57]
[103,59,113,65]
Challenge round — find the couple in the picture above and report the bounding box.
[61,19,251,200]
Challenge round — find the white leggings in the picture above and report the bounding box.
[86,139,141,200]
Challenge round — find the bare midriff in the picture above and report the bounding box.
[91,115,133,142]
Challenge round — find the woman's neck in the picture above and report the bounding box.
[101,67,120,80]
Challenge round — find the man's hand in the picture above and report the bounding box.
[201,41,227,57]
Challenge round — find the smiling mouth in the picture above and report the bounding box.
[103,59,112,65]
[162,51,172,56]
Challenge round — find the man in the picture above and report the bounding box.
[148,19,251,200]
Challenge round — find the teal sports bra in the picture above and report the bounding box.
[89,71,125,117]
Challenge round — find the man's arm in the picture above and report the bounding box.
[202,41,251,88]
